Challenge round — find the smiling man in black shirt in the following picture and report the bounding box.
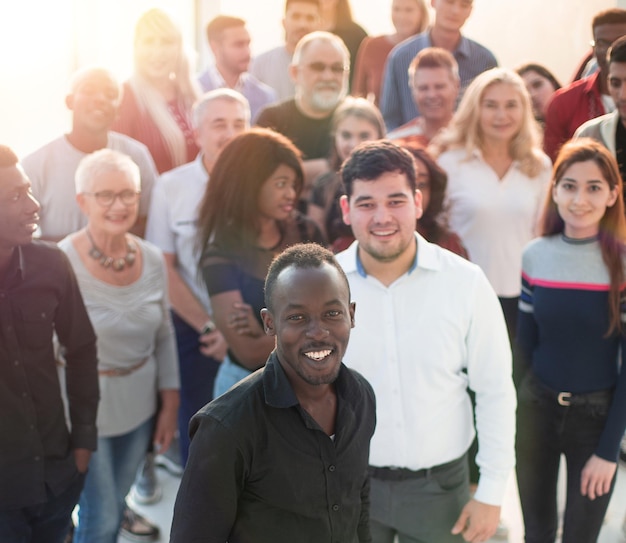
[170,243,376,543]
[0,145,99,543]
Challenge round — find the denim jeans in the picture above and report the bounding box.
[516,373,615,543]
[74,417,153,543]
[213,355,252,399]
[172,312,220,466]
[0,470,85,543]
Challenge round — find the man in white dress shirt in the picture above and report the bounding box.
[336,141,516,543]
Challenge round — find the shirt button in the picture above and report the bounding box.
[328,465,336,472]
[332,504,339,512]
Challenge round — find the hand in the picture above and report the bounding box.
[73,448,91,474]
[451,499,500,542]
[228,302,264,338]
[199,328,228,361]
[153,389,179,455]
[580,454,616,500]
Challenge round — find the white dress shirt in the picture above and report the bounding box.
[336,234,516,505]
[438,148,551,297]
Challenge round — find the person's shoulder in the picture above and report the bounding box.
[256,99,295,125]
[246,73,277,100]
[389,31,428,62]
[158,159,199,185]
[23,240,72,270]
[108,131,152,157]
[575,112,613,139]
[21,136,67,166]
[460,35,497,61]
[550,76,591,106]
[253,45,285,63]
[522,235,555,262]
[134,237,164,262]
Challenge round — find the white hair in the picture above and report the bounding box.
[75,149,140,194]
[192,89,251,129]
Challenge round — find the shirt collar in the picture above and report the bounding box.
[263,350,356,408]
[425,30,470,58]
[343,232,441,279]
[207,64,246,92]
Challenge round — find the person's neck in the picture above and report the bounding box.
[294,94,333,120]
[429,25,462,52]
[256,218,281,249]
[66,129,108,154]
[422,115,452,141]
[482,139,511,159]
[598,68,608,95]
[215,62,243,89]
[86,227,128,257]
[202,154,214,175]
[145,75,177,101]
[358,237,416,287]
[319,8,336,30]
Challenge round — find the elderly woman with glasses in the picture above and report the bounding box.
[58,149,179,543]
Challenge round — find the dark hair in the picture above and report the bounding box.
[264,243,349,310]
[285,0,320,12]
[206,15,246,42]
[0,145,19,168]
[197,128,304,254]
[405,147,450,244]
[341,140,416,198]
[609,35,626,64]
[542,138,626,335]
[516,63,561,91]
[592,8,626,31]
[333,0,355,26]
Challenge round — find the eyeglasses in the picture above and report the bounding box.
[83,189,141,207]
[306,62,349,75]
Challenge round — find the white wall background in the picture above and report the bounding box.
[0,0,619,157]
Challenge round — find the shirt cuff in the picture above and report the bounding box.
[473,471,512,506]
[70,424,98,451]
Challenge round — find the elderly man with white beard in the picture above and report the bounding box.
[256,31,349,208]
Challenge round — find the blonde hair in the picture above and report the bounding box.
[411,0,430,33]
[131,8,201,167]
[430,68,545,177]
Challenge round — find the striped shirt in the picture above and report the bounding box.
[517,234,626,461]
[380,31,497,131]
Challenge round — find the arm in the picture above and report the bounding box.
[357,472,372,543]
[54,252,99,454]
[543,93,566,162]
[210,290,276,370]
[170,414,244,542]
[380,50,403,131]
[461,269,516,534]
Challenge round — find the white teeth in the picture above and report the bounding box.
[304,350,332,361]
[373,230,395,236]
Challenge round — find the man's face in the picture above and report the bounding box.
[608,61,626,121]
[0,165,40,251]
[194,98,249,168]
[593,23,626,73]
[340,171,422,264]
[432,0,473,33]
[66,70,120,133]
[412,67,459,123]
[211,25,251,75]
[262,263,355,388]
[283,2,320,50]
[291,40,348,115]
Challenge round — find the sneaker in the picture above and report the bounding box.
[130,453,162,505]
[155,438,184,477]
[119,507,159,542]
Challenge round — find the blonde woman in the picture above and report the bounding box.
[113,8,200,173]
[431,68,552,337]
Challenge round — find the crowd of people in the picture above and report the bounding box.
[3,1,626,543]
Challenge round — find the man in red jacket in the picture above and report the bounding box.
[544,8,626,161]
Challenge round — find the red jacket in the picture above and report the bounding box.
[543,71,605,162]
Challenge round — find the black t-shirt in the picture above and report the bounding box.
[615,119,626,203]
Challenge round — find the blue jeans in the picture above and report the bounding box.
[516,373,615,543]
[74,417,153,543]
[213,355,252,399]
[172,312,221,466]
[0,470,85,543]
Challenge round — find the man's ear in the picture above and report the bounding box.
[339,194,351,225]
[349,301,356,329]
[289,63,299,84]
[65,94,74,111]
[260,308,276,336]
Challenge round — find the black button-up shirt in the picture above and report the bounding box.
[0,241,98,508]
[171,351,376,543]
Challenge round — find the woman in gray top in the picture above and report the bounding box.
[58,149,179,543]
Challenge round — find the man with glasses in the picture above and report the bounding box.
[21,67,157,241]
[380,0,496,131]
[544,8,626,162]
[257,31,349,206]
